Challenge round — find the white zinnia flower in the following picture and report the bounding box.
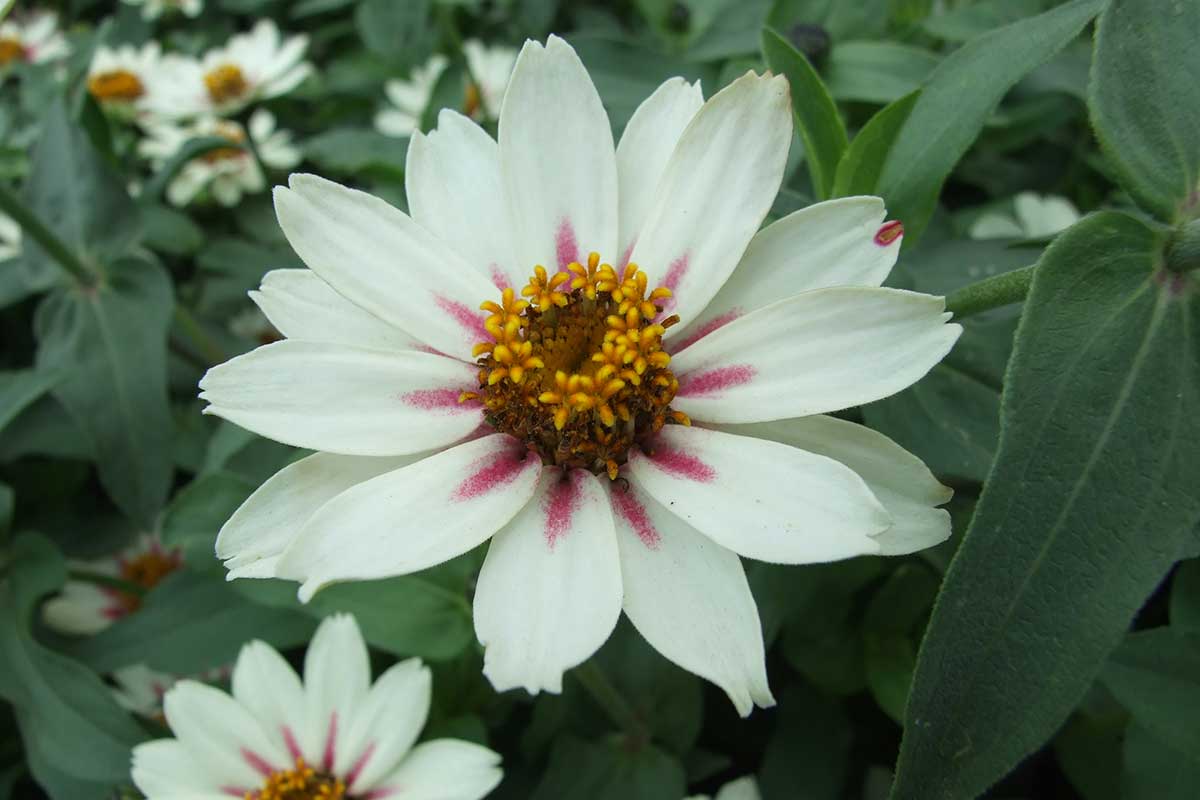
[139,109,301,207]
[969,191,1080,240]
[376,40,516,138]
[0,11,68,69]
[121,0,202,20]
[86,41,167,120]
[42,532,182,636]
[202,36,961,717]
[0,211,19,261]
[147,19,310,118]
[131,614,504,800]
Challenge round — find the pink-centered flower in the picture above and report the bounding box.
[131,614,502,800]
[201,36,961,716]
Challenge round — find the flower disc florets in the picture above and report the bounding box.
[250,757,345,800]
[465,253,689,479]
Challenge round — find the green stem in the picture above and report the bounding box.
[173,304,227,367]
[944,264,1036,319]
[574,661,651,744]
[0,182,95,286]
[68,568,146,597]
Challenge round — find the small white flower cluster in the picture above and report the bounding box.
[376,39,517,138]
[0,10,69,71]
[83,19,308,207]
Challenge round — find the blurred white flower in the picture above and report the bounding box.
[86,40,168,120]
[969,191,1081,240]
[0,11,68,69]
[42,532,182,636]
[121,0,202,20]
[112,663,230,719]
[0,211,20,261]
[376,40,516,138]
[203,37,961,717]
[686,775,762,800]
[131,614,503,800]
[144,19,310,118]
[139,109,301,207]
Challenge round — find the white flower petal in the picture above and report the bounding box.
[251,269,421,351]
[608,481,774,717]
[670,197,902,351]
[474,468,622,695]
[274,174,496,361]
[41,581,115,635]
[615,77,704,260]
[406,110,521,290]
[161,680,289,789]
[722,416,953,555]
[630,71,791,328]
[341,659,432,793]
[218,452,418,580]
[303,615,371,772]
[200,340,483,456]
[500,35,617,272]
[278,434,543,602]
[670,287,962,424]
[231,641,306,761]
[373,740,502,800]
[627,425,888,564]
[131,739,225,798]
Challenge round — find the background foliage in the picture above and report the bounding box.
[0,0,1197,798]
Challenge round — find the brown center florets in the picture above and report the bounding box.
[0,37,24,66]
[464,253,690,479]
[248,758,345,800]
[204,62,249,104]
[87,69,145,102]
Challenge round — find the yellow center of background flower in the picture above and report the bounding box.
[204,63,249,104]
[116,548,181,613]
[199,120,249,163]
[250,758,345,800]
[465,253,688,479]
[87,69,145,102]
[0,37,24,65]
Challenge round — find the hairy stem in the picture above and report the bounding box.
[945,264,1036,319]
[0,182,95,287]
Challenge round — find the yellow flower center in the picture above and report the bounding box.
[0,37,24,66]
[465,253,689,480]
[115,547,181,614]
[87,69,145,102]
[204,63,249,104]
[463,81,482,118]
[248,758,345,800]
[200,121,249,163]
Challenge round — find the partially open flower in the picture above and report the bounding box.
[131,615,503,800]
[202,36,960,716]
[145,20,310,118]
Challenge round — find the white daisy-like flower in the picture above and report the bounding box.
[131,614,504,800]
[146,19,310,118]
[0,11,68,69]
[687,775,761,800]
[0,211,19,261]
[139,109,301,208]
[202,36,961,716]
[969,191,1081,240]
[42,532,182,636]
[112,663,231,719]
[375,53,448,139]
[375,40,516,139]
[121,0,202,20]
[86,41,167,120]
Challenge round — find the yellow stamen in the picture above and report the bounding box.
[88,69,145,102]
[249,757,346,800]
[204,63,249,104]
[0,38,24,66]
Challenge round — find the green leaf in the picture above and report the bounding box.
[762,27,848,201]
[832,89,920,198]
[0,534,146,798]
[862,564,939,722]
[355,0,432,61]
[33,258,174,525]
[1089,0,1200,223]
[531,736,686,800]
[139,203,204,256]
[1122,723,1200,800]
[825,42,938,105]
[891,211,1200,800]
[922,0,1045,42]
[876,0,1105,245]
[1170,559,1200,632]
[0,369,60,437]
[1101,629,1200,759]
[305,567,475,662]
[0,482,12,537]
[67,569,316,674]
[302,128,409,177]
[758,683,851,800]
[161,471,257,564]
[21,100,140,287]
